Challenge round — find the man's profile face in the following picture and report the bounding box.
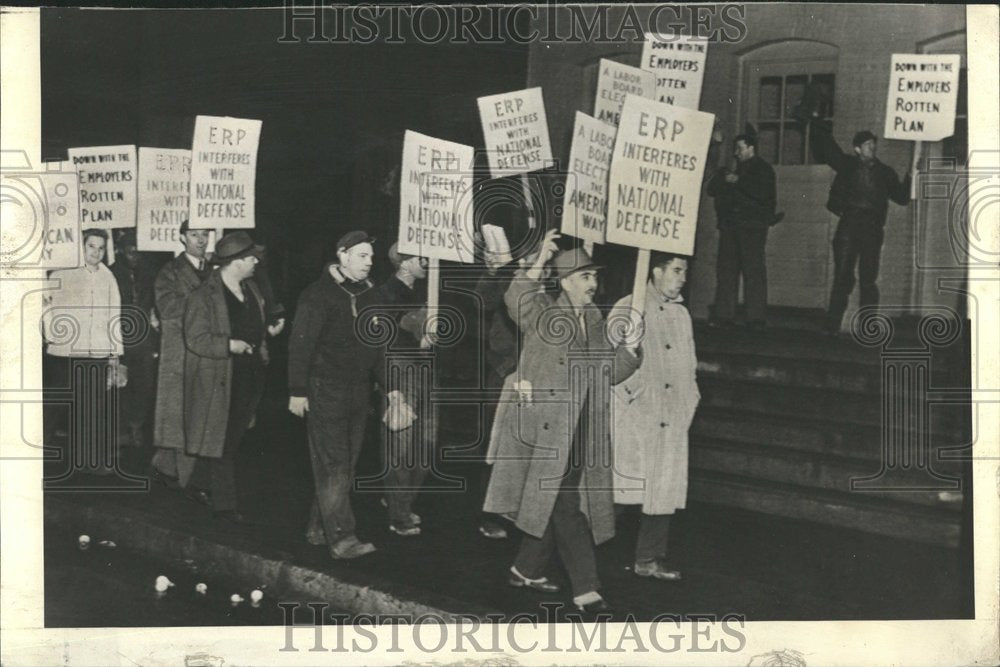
[855,139,877,161]
[339,242,374,281]
[561,269,598,306]
[734,139,754,163]
[652,258,688,300]
[405,256,428,280]
[181,230,210,258]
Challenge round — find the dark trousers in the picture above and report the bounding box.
[635,513,672,563]
[715,225,769,323]
[43,355,119,479]
[827,215,885,331]
[207,405,252,512]
[382,415,430,528]
[306,378,371,543]
[475,367,506,523]
[513,414,600,597]
[120,346,158,443]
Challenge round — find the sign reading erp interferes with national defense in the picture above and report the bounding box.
[606,96,714,255]
[66,145,137,229]
[883,54,960,142]
[561,111,615,245]
[398,130,475,263]
[137,148,191,251]
[641,33,708,110]
[477,87,553,178]
[188,115,261,229]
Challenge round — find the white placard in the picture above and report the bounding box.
[561,111,615,245]
[3,163,81,269]
[884,54,961,141]
[137,148,191,251]
[66,145,137,229]
[398,130,475,263]
[641,33,708,110]
[189,115,261,229]
[594,59,656,127]
[477,87,553,178]
[606,96,714,255]
[481,223,513,265]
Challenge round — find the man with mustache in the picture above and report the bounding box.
[484,229,641,619]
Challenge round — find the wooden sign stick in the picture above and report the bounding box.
[520,174,536,229]
[910,141,922,200]
[426,257,440,345]
[628,248,651,347]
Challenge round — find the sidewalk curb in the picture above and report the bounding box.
[45,496,500,621]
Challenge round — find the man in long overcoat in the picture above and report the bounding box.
[151,222,211,487]
[483,230,640,617]
[608,252,699,581]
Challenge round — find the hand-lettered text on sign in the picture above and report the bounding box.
[137,148,191,251]
[641,33,708,110]
[883,54,961,141]
[606,96,713,255]
[189,115,261,229]
[594,59,656,128]
[562,111,616,245]
[477,87,554,179]
[66,145,137,230]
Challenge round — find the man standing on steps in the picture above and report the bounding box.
[608,252,700,582]
[707,133,777,330]
[150,221,212,494]
[796,90,912,335]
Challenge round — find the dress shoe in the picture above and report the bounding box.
[329,535,377,560]
[184,486,212,507]
[574,597,616,621]
[478,521,508,540]
[149,467,180,490]
[380,497,421,525]
[634,559,682,581]
[507,566,560,593]
[389,524,421,537]
[213,510,250,525]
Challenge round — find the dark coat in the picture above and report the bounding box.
[483,271,641,543]
[152,255,207,450]
[810,121,911,225]
[472,264,519,379]
[182,271,268,459]
[707,155,776,229]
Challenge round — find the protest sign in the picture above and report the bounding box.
[189,115,261,229]
[594,59,656,128]
[884,53,961,141]
[398,130,475,264]
[561,111,616,245]
[607,95,713,256]
[3,162,81,269]
[477,87,553,178]
[641,33,708,110]
[137,148,191,251]
[481,224,513,265]
[66,145,137,229]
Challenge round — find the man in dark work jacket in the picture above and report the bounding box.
[287,231,388,560]
[707,133,777,328]
[807,120,912,334]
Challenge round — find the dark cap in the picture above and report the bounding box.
[852,130,877,147]
[210,231,264,265]
[550,248,602,280]
[179,220,190,235]
[387,242,416,269]
[336,231,375,253]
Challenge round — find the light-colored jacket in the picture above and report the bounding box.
[44,263,122,358]
[608,285,699,514]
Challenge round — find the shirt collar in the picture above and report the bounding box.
[184,252,205,269]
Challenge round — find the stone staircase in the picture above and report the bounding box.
[687,318,970,548]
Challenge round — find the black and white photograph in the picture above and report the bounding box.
[1,3,997,665]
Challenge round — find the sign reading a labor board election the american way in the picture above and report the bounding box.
[66,145,137,229]
[137,148,191,251]
[477,87,553,178]
[883,54,961,141]
[189,115,261,229]
[398,130,475,263]
[641,33,708,110]
[561,111,616,245]
[594,59,656,128]
[2,162,81,269]
[607,96,713,255]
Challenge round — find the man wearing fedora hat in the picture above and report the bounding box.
[483,229,641,618]
[287,230,386,559]
[183,231,277,523]
[150,221,213,493]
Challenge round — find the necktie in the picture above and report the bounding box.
[198,259,205,272]
[578,311,588,346]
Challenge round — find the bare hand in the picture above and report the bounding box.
[267,317,285,337]
[229,339,253,355]
[288,396,309,418]
[538,229,561,266]
[149,309,160,332]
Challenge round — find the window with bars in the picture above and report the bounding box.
[753,72,835,166]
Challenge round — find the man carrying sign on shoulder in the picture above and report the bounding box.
[608,252,699,581]
[796,93,912,335]
[484,229,641,620]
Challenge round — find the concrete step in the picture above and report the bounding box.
[688,470,962,548]
[698,377,883,425]
[690,436,963,511]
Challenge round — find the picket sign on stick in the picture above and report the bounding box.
[628,248,651,344]
[910,141,922,200]
[520,174,536,229]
